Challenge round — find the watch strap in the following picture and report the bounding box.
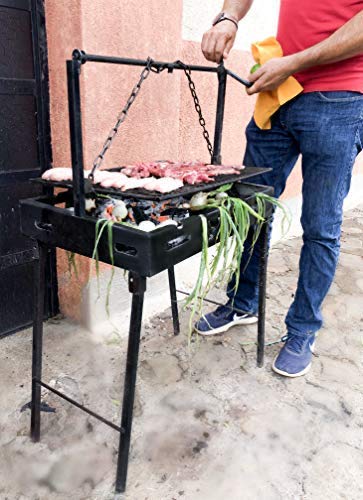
[212,13,239,30]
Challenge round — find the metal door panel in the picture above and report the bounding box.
[0,183,42,255]
[0,6,34,79]
[0,95,39,173]
[0,262,35,336]
[0,0,58,337]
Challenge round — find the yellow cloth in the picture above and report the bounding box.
[252,37,303,130]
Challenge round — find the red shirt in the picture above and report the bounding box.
[277,0,363,92]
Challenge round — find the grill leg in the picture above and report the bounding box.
[31,243,47,442]
[168,267,180,336]
[257,222,270,368]
[115,272,146,493]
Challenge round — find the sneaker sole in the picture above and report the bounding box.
[272,359,312,378]
[195,316,258,336]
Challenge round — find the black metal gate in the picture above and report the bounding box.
[0,0,58,337]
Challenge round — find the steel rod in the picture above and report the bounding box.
[226,69,252,88]
[212,64,228,165]
[73,51,252,85]
[257,221,270,367]
[37,380,123,433]
[30,243,47,442]
[115,273,146,493]
[175,289,250,316]
[168,268,180,335]
[74,50,219,73]
[67,59,86,217]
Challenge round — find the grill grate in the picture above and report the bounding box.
[34,167,269,201]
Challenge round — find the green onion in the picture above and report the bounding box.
[93,218,109,299]
[105,220,115,317]
[66,251,78,278]
[255,192,292,237]
[92,218,118,314]
[185,187,291,338]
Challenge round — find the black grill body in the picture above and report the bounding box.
[21,182,273,277]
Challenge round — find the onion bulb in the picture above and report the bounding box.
[189,192,209,210]
[138,220,156,232]
[113,200,128,221]
[85,198,96,212]
[216,192,228,200]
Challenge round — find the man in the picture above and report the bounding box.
[196,1,363,377]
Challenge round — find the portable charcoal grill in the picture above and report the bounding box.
[20,50,273,494]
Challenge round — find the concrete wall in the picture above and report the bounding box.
[44,0,363,334]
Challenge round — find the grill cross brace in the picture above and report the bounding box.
[26,50,271,494]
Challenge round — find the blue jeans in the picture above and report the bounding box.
[228,91,363,336]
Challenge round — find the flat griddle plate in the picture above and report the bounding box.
[34,167,271,201]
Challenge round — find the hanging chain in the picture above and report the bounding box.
[89,57,156,181]
[89,58,214,181]
[176,61,214,159]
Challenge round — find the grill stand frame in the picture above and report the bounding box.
[27,51,271,494]
[29,222,270,493]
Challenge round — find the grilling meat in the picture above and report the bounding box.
[97,172,127,187]
[41,161,243,192]
[42,167,74,182]
[142,177,183,193]
[122,164,151,178]
[120,161,243,184]
[97,173,183,193]
[41,168,183,193]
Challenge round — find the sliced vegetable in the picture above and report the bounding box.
[250,63,261,74]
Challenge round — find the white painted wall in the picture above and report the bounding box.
[182,0,280,50]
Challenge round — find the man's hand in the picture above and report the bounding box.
[247,56,296,95]
[202,23,238,63]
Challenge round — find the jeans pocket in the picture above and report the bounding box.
[317,91,363,103]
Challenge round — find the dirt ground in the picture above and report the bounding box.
[1,206,362,500]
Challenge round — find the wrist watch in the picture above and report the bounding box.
[212,12,239,30]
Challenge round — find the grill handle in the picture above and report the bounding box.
[34,221,54,233]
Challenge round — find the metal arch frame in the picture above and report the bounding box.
[67,49,252,217]
[29,50,269,495]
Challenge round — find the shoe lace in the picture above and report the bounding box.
[281,333,308,354]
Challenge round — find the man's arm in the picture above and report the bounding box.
[202,1,253,63]
[248,10,363,95]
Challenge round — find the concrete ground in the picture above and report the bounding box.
[1,206,362,500]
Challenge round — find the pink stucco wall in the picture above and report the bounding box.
[45,0,186,319]
[45,1,86,320]
[44,1,362,320]
[79,0,184,168]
